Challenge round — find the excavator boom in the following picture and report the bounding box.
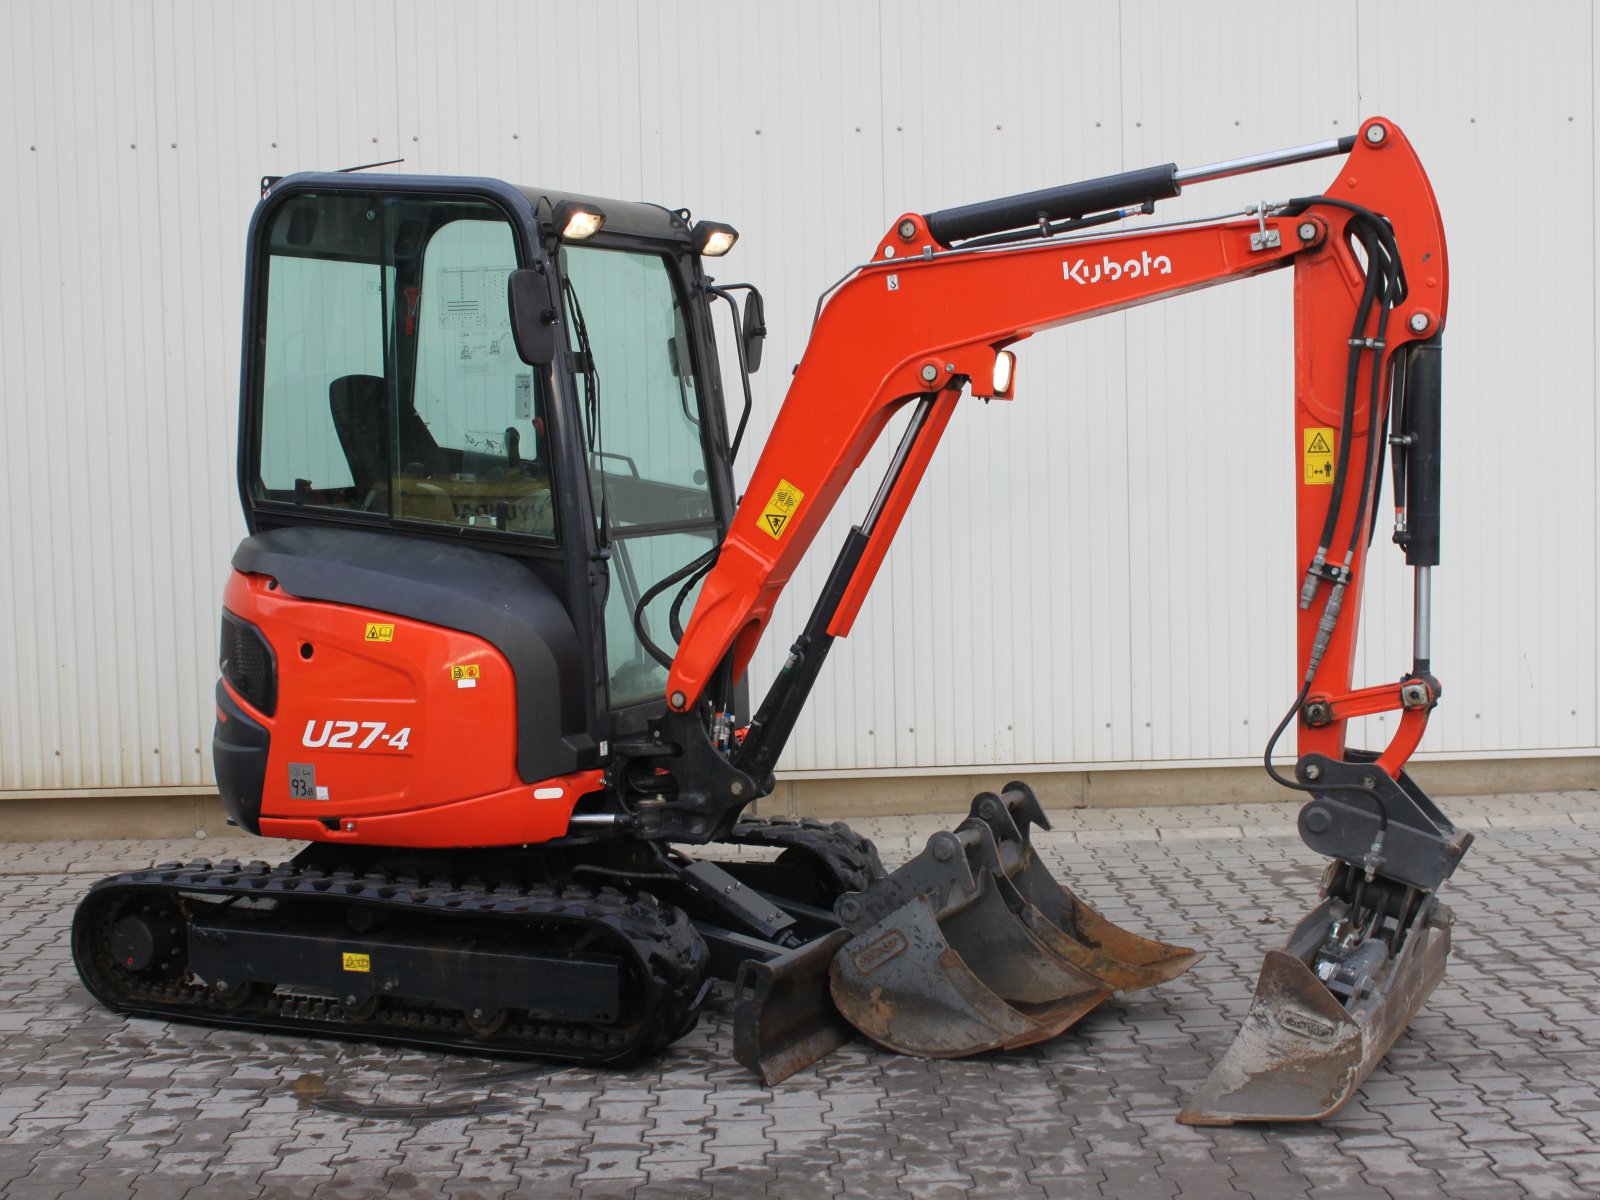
[669,120,1446,735]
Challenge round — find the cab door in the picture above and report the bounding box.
[558,244,725,713]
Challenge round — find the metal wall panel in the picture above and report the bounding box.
[1351,0,1598,759]
[1,0,1595,795]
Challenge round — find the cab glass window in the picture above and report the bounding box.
[406,219,552,535]
[560,244,721,708]
[561,245,715,528]
[254,193,555,542]
[258,206,385,499]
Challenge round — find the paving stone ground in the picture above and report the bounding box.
[1,788,1597,1199]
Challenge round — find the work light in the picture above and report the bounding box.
[992,350,1016,396]
[552,200,605,240]
[692,220,739,257]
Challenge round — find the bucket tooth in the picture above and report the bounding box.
[969,785,1201,991]
[1180,894,1452,1125]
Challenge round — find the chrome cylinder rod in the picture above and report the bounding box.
[862,396,938,536]
[1413,565,1433,670]
[1174,135,1356,188]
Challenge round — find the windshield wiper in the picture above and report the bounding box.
[562,276,611,549]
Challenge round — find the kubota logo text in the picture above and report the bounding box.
[852,930,909,974]
[1277,1006,1337,1039]
[1064,250,1174,285]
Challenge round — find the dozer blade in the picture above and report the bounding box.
[732,929,856,1086]
[1180,893,1452,1125]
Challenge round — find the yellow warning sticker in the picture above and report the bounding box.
[1304,427,1336,486]
[450,664,481,681]
[757,479,805,540]
[364,623,396,643]
[342,952,371,973]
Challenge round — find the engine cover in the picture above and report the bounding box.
[213,528,600,848]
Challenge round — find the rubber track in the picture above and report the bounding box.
[72,858,709,1065]
[722,816,887,896]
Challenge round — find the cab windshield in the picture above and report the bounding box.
[560,244,720,708]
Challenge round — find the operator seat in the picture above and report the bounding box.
[329,374,449,509]
[328,374,389,508]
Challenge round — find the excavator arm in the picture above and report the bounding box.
[669,117,1448,792]
[667,118,1471,1123]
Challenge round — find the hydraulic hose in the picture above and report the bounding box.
[668,555,718,645]
[632,547,720,670]
[1262,682,1390,838]
[1268,197,1409,841]
[1286,197,1407,563]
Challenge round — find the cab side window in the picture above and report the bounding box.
[405,219,552,535]
[253,194,556,543]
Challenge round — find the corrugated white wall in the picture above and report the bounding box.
[1,0,1595,793]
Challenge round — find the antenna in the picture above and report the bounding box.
[260,159,407,198]
[338,158,405,174]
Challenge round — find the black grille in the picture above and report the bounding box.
[220,611,277,716]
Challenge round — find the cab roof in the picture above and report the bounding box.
[513,184,694,244]
[263,171,695,245]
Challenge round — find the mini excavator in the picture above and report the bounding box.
[73,118,1469,1123]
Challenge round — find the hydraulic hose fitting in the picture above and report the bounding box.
[1299,548,1329,610]
[1363,829,1387,882]
[1305,581,1346,682]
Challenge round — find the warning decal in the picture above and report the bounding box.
[364,623,396,643]
[450,664,481,689]
[757,478,805,540]
[1304,427,1336,485]
[342,952,371,973]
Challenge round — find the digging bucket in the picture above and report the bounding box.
[732,783,1201,1082]
[1179,891,1452,1124]
[827,818,1112,1058]
[967,785,1202,992]
[1181,757,1471,1124]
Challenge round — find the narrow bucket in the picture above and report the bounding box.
[1180,894,1452,1124]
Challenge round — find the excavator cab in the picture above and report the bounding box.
[213,175,753,841]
